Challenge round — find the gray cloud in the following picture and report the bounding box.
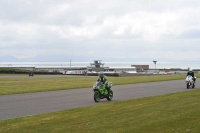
[180,29,200,38]
[0,0,200,62]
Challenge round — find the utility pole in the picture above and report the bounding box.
[70,59,71,68]
[153,60,157,73]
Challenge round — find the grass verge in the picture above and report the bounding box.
[0,89,200,133]
[0,74,27,76]
[0,74,199,95]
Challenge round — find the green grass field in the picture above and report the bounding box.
[0,89,200,133]
[0,74,199,95]
[0,74,27,76]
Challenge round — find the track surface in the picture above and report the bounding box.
[0,79,199,120]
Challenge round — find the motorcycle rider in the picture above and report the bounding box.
[29,71,34,76]
[97,72,110,94]
[186,69,196,83]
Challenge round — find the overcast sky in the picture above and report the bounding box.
[0,0,200,62]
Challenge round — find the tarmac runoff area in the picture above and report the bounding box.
[0,78,199,121]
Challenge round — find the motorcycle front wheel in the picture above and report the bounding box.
[94,91,101,102]
[186,83,190,89]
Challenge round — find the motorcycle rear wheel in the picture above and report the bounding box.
[107,90,113,101]
[192,84,195,88]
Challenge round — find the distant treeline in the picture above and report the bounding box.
[0,68,62,75]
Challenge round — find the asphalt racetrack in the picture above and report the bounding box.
[0,77,199,120]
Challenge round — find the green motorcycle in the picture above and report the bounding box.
[93,81,113,102]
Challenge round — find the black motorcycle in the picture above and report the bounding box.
[29,72,34,77]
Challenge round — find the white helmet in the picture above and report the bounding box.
[99,72,104,77]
